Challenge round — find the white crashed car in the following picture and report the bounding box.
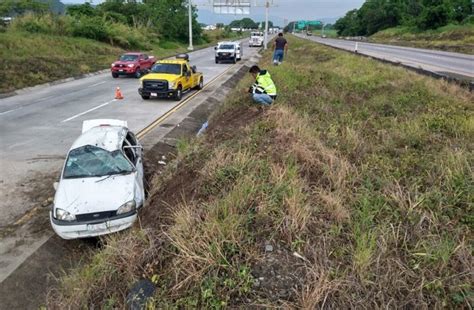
[50,119,145,239]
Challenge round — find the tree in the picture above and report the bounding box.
[257,20,273,28]
[229,18,258,29]
[0,0,48,16]
[67,3,96,18]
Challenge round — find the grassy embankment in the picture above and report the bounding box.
[0,28,242,94]
[309,29,338,38]
[371,24,474,54]
[48,35,473,308]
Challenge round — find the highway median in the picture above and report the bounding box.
[47,35,473,308]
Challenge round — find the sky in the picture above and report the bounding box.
[60,0,366,26]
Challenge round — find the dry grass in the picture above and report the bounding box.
[48,35,473,308]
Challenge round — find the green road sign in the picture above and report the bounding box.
[295,20,322,30]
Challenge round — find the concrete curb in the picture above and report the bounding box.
[297,35,474,92]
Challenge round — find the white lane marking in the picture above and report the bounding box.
[0,107,22,116]
[61,99,117,123]
[89,81,106,87]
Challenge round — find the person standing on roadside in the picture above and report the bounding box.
[272,32,288,65]
[247,65,277,106]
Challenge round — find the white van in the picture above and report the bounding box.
[214,41,242,64]
[249,32,264,47]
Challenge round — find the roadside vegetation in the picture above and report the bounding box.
[334,0,473,53]
[0,0,242,93]
[47,35,473,308]
[370,23,474,54]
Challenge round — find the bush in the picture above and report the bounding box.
[71,16,108,41]
[8,13,155,49]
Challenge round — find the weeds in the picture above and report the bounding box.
[48,35,473,308]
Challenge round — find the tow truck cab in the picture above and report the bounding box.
[249,32,264,47]
[138,54,204,101]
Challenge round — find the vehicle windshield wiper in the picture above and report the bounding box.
[95,170,133,183]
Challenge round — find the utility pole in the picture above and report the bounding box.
[188,0,193,51]
[264,0,269,50]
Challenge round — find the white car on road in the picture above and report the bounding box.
[215,41,242,64]
[249,32,264,47]
[50,119,145,239]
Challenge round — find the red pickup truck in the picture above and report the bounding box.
[111,52,156,78]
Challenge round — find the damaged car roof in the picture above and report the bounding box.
[70,125,127,152]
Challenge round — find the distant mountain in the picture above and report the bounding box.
[38,0,66,14]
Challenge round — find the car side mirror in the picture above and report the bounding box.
[53,182,59,191]
[186,71,191,77]
[192,65,197,72]
[214,46,217,50]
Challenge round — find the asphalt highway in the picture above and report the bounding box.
[0,39,260,228]
[296,34,474,81]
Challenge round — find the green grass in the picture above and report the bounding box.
[48,35,473,308]
[0,28,243,94]
[371,24,474,54]
[309,29,338,38]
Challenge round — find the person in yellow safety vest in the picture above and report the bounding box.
[248,65,277,105]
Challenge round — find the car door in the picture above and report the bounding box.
[182,64,192,90]
[124,132,145,207]
[142,54,151,70]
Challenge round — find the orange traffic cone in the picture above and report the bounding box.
[115,87,124,100]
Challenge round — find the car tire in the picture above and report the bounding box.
[135,69,141,78]
[196,78,203,90]
[112,72,119,78]
[174,86,182,101]
[215,57,219,64]
[141,95,150,100]
[232,56,237,64]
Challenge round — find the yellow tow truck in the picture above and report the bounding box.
[138,54,204,101]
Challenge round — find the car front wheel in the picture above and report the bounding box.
[174,86,182,101]
[141,95,150,100]
[196,78,203,90]
[215,57,219,64]
[112,72,119,78]
[135,69,141,78]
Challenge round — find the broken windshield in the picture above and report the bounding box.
[63,145,133,179]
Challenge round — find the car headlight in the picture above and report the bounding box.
[55,208,76,221]
[127,64,135,68]
[168,82,175,90]
[111,63,115,67]
[117,200,136,215]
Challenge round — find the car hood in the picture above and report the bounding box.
[113,60,137,65]
[141,73,180,81]
[54,173,136,214]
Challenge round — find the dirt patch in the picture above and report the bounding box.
[206,105,263,145]
[252,244,306,302]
